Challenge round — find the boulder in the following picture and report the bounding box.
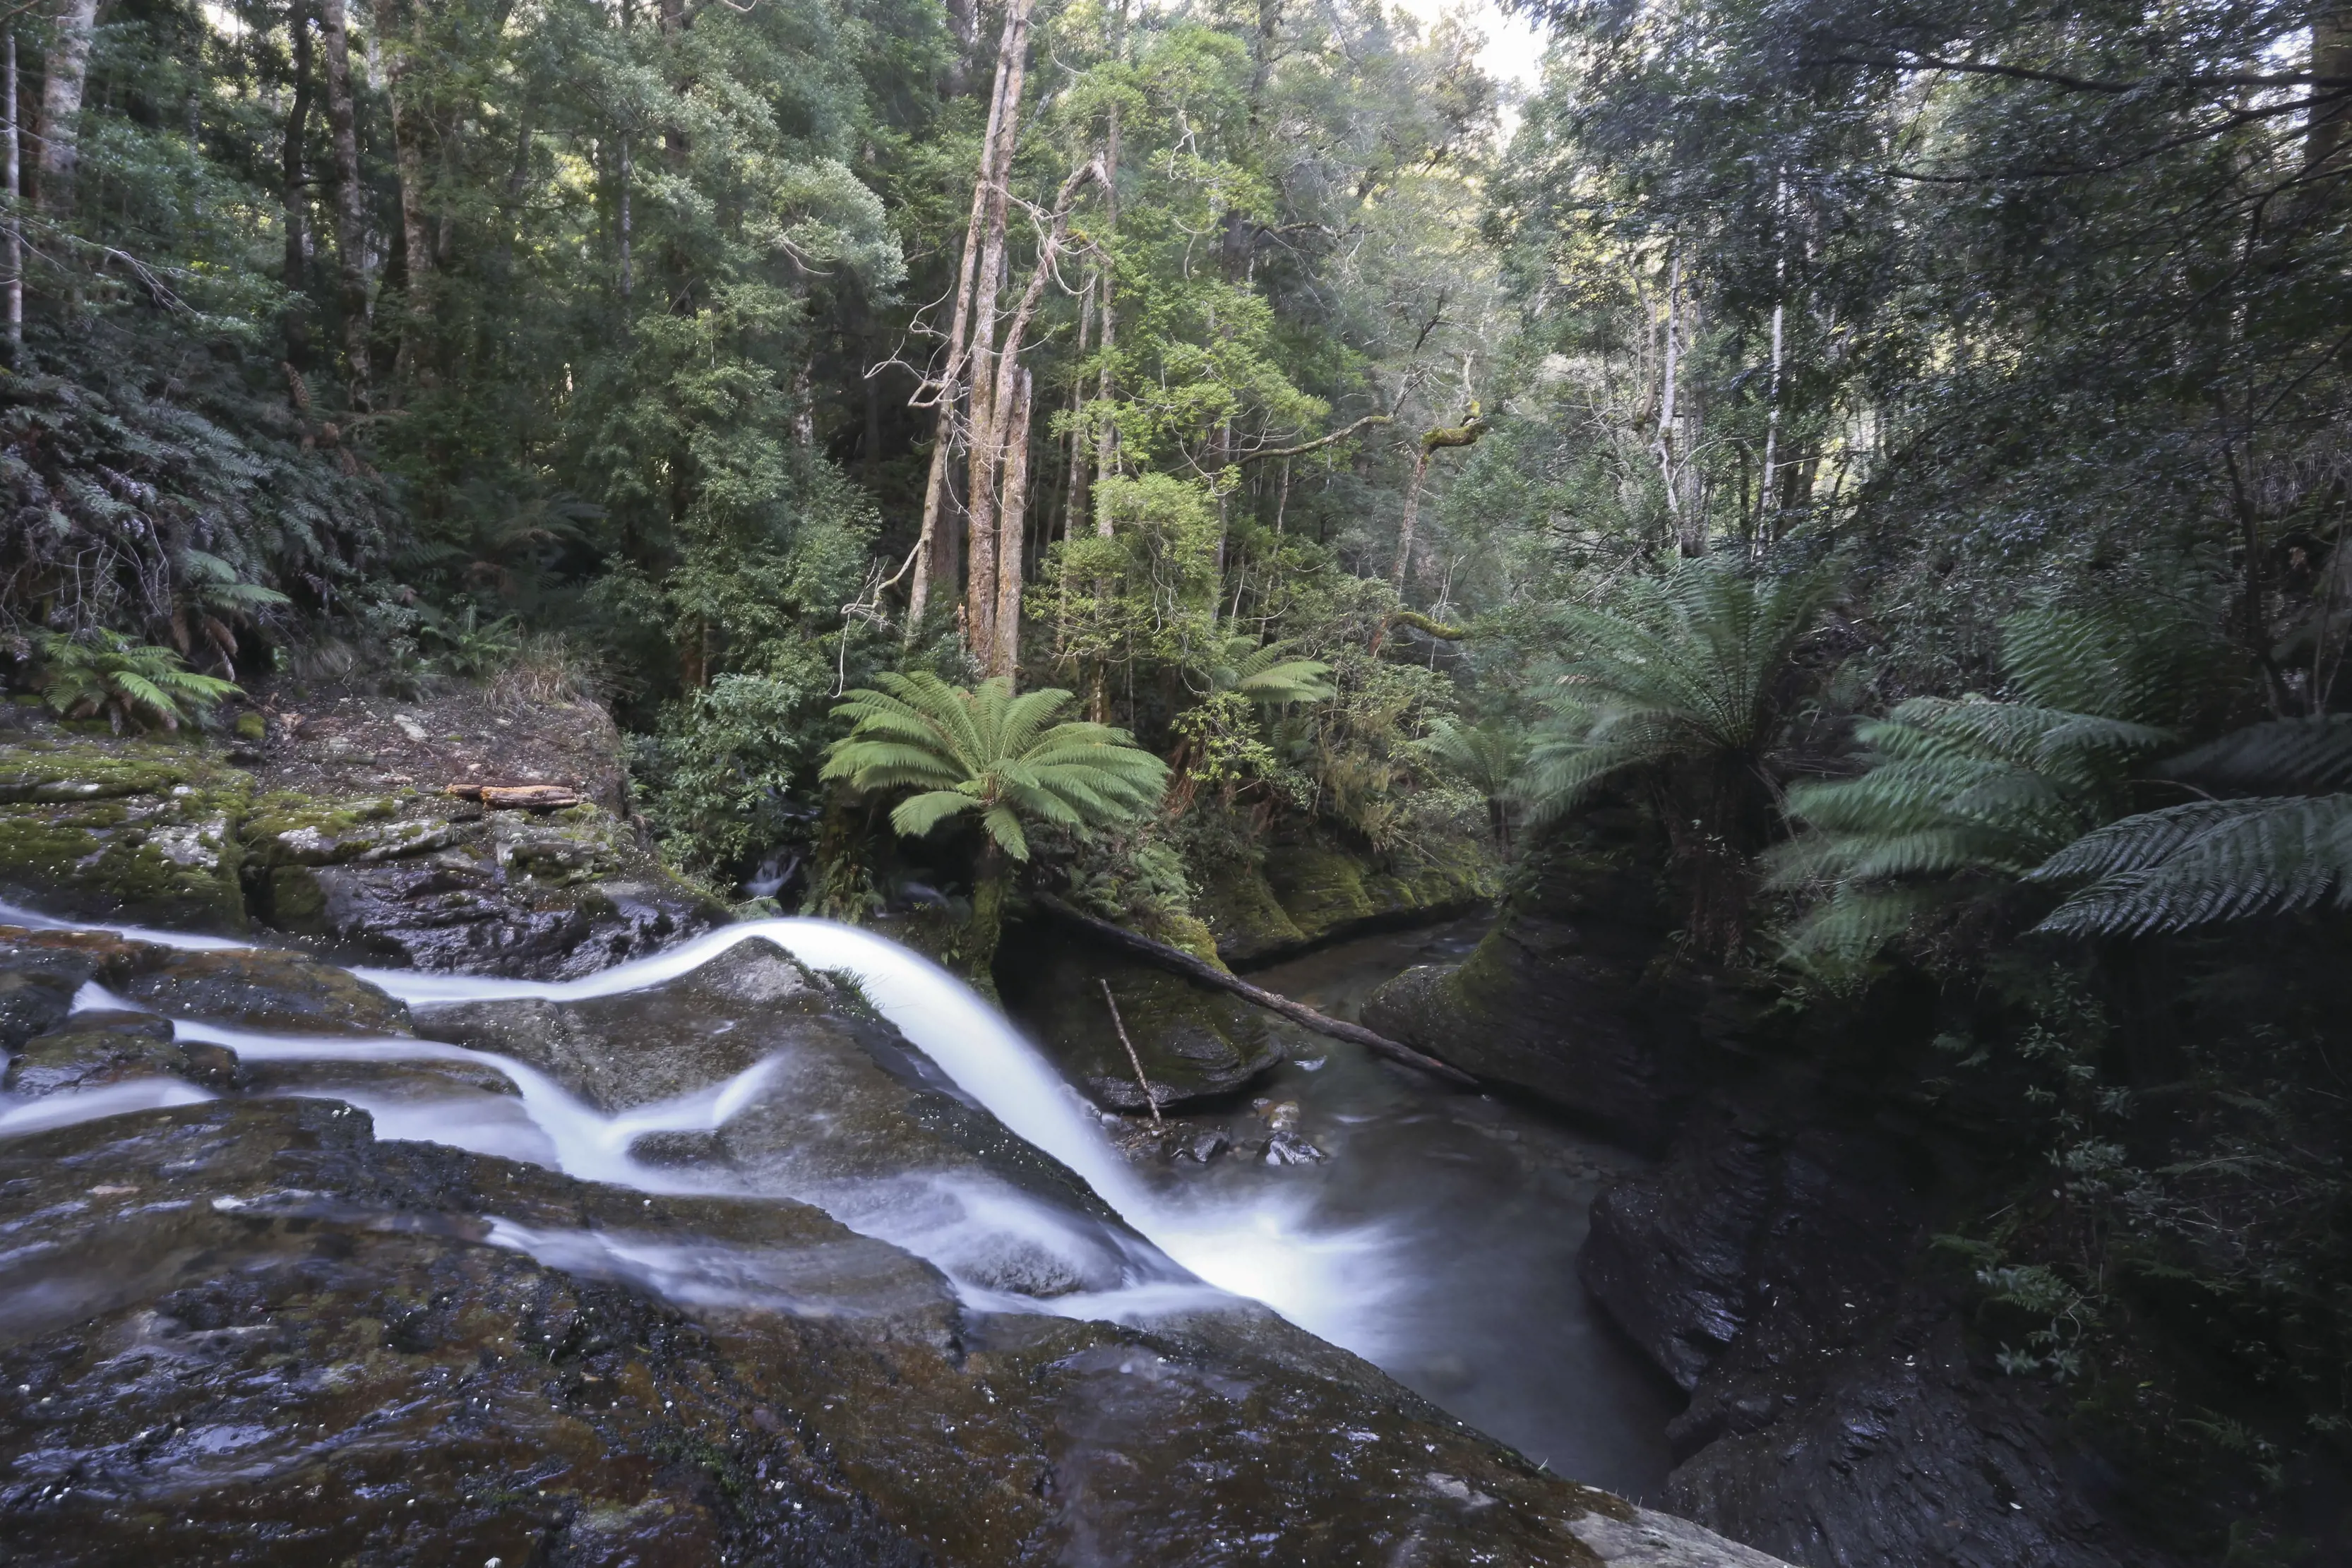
[1361,826,1705,1150]
[997,933,1287,1111]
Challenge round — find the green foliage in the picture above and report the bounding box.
[638,652,838,882]
[32,630,241,731]
[1195,635,1335,707]
[822,673,1169,864]
[1519,555,1841,823]
[2025,716,2352,938]
[1773,604,2218,962]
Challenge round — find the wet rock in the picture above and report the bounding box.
[1175,1129,1229,1164]
[0,926,166,1051]
[3,1011,186,1096]
[0,1095,1779,1568]
[1362,827,1705,1151]
[998,935,1285,1111]
[1262,1129,1329,1166]
[237,1054,520,1100]
[270,851,725,980]
[1581,1116,1781,1392]
[113,946,413,1036]
[416,939,1138,1251]
[628,1127,734,1168]
[1589,1096,2188,1568]
[0,739,251,932]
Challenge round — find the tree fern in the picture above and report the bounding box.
[822,673,1169,974]
[1518,555,1841,822]
[1517,553,1842,952]
[1772,603,2207,962]
[2030,796,2352,936]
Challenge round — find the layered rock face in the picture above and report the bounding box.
[1194,833,1496,965]
[0,922,1786,1568]
[1350,821,2204,1568]
[1361,821,1705,1153]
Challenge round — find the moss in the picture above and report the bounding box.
[234,712,267,742]
[0,792,249,931]
[0,738,239,803]
[1194,861,1308,962]
[1263,844,1378,944]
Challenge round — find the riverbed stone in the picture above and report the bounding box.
[0,1093,1780,1568]
[112,945,413,1036]
[3,1010,185,1096]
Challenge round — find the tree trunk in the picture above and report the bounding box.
[959,0,1034,647]
[991,366,1033,680]
[908,0,1032,638]
[281,5,314,366]
[386,28,433,385]
[6,32,21,361]
[37,0,99,220]
[319,0,371,409]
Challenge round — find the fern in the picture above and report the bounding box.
[32,630,241,731]
[822,672,1169,863]
[2159,714,2352,793]
[1772,604,2196,962]
[1517,553,1840,824]
[2030,796,2352,936]
[1195,635,1335,707]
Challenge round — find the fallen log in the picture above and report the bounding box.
[445,782,584,811]
[1032,892,1479,1089]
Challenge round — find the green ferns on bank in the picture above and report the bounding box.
[2029,716,2352,936]
[1771,604,2220,960]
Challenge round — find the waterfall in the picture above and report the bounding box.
[5,903,1394,1351]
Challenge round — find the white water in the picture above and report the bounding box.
[354,920,1402,1351]
[7,906,1395,1349]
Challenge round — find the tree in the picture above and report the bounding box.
[820,671,1169,973]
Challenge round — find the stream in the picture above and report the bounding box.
[1188,918,1678,1500]
[0,900,1676,1505]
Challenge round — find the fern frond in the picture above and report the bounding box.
[2161,714,2352,793]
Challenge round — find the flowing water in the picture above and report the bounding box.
[0,899,1675,1501]
[1153,917,1681,1499]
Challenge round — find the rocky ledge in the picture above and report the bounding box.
[0,710,726,976]
[0,921,1786,1568]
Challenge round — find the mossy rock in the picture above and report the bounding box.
[1000,932,1286,1111]
[1195,861,1309,962]
[0,788,253,935]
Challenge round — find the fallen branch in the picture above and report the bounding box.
[1101,979,1164,1126]
[1034,893,1479,1088]
[445,783,583,811]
